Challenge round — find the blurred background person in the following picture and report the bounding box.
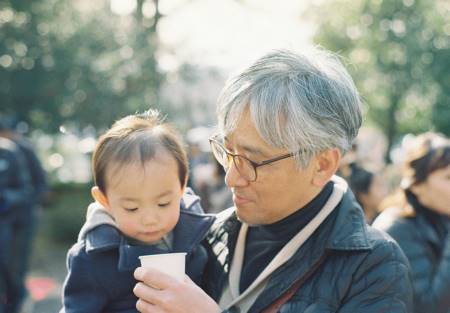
[193,159,233,214]
[0,117,48,313]
[340,162,388,224]
[186,126,232,213]
[185,127,212,191]
[373,132,450,313]
[0,134,32,313]
[0,118,48,206]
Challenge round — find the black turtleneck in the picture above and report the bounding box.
[239,181,334,293]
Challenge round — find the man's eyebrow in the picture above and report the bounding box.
[224,136,270,158]
[241,144,269,158]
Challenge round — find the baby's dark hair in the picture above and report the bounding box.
[92,110,188,193]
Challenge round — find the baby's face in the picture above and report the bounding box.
[104,151,183,244]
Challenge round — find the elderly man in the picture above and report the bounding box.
[133,48,412,313]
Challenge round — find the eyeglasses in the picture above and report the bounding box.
[209,136,294,182]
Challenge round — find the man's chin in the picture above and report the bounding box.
[235,206,267,226]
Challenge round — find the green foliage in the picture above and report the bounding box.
[42,183,92,244]
[0,0,162,133]
[309,0,450,159]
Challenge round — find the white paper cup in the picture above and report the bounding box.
[139,252,187,282]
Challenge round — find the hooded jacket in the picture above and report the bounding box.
[60,191,215,313]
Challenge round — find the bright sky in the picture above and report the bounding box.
[112,0,316,71]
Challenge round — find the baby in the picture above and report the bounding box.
[60,110,215,313]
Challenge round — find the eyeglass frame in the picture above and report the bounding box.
[209,136,295,182]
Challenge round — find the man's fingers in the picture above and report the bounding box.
[136,299,163,313]
[133,282,163,304]
[134,267,177,290]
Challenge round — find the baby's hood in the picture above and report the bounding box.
[76,188,202,242]
[77,202,117,241]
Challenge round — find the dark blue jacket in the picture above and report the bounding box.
[0,138,32,216]
[203,182,413,313]
[373,205,450,313]
[14,137,48,206]
[0,138,33,312]
[60,201,215,313]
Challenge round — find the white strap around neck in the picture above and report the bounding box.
[223,177,347,310]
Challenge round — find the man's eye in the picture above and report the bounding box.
[124,207,138,212]
[158,202,170,208]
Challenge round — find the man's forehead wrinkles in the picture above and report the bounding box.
[224,134,271,158]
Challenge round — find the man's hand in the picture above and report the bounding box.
[133,267,221,313]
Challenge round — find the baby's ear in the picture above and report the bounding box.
[91,186,110,209]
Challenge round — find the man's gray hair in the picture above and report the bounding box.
[217,48,362,167]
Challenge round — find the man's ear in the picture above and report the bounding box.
[312,148,341,187]
[91,186,110,209]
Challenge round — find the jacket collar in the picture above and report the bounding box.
[78,188,202,242]
[220,177,372,313]
[324,188,372,251]
[84,209,215,271]
[221,176,372,254]
[224,179,345,311]
[249,180,372,313]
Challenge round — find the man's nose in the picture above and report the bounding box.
[225,161,249,188]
